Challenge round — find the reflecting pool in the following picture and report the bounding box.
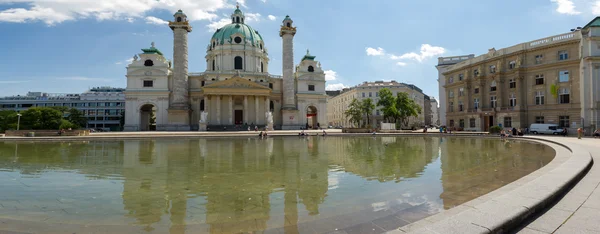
[0,137,555,234]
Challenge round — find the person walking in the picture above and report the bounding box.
[577,127,583,139]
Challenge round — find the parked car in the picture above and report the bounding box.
[529,123,563,135]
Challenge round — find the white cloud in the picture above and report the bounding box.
[396,44,446,62]
[268,15,276,21]
[115,58,134,65]
[366,47,385,56]
[261,0,266,2]
[56,77,113,82]
[326,83,348,91]
[207,18,231,31]
[0,0,231,25]
[0,80,32,84]
[245,13,261,22]
[593,1,600,14]
[396,62,407,66]
[145,16,168,25]
[324,70,337,81]
[551,0,581,15]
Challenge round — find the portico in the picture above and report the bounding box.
[199,77,273,127]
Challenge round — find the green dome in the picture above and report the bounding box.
[211,23,264,45]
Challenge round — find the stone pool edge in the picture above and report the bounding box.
[388,136,593,234]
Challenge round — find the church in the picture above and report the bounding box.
[123,6,328,131]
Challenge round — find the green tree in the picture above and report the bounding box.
[361,98,376,127]
[376,88,398,123]
[395,92,422,128]
[21,107,65,130]
[50,106,69,116]
[66,108,87,129]
[0,110,18,132]
[344,98,363,127]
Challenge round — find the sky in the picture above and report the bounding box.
[0,0,599,101]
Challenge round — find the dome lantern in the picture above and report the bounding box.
[231,3,245,24]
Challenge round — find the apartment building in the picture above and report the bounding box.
[438,17,600,133]
[327,80,427,128]
[429,97,440,126]
[0,87,125,131]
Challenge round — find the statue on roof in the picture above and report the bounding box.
[133,54,138,61]
[151,42,155,48]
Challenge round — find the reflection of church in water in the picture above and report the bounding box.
[121,138,329,233]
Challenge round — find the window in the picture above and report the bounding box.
[144,60,153,66]
[535,91,545,105]
[376,92,379,97]
[261,62,264,72]
[286,22,291,27]
[490,96,497,108]
[536,116,544,124]
[474,69,479,76]
[448,76,454,84]
[535,74,544,85]
[200,100,205,111]
[369,92,372,97]
[490,80,497,92]
[449,102,454,112]
[470,118,476,128]
[559,88,570,104]
[458,101,464,111]
[459,74,464,81]
[509,93,516,107]
[234,56,243,70]
[449,120,455,127]
[504,117,512,128]
[459,87,465,96]
[308,66,314,72]
[449,91,454,98]
[376,110,380,116]
[212,60,216,70]
[459,119,465,128]
[535,54,543,64]
[559,51,568,61]
[236,17,240,23]
[559,70,569,82]
[490,65,496,73]
[509,79,516,88]
[474,98,479,109]
[308,85,315,91]
[143,80,153,87]
[362,92,365,97]
[270,101,274,111]
[269,83,273,89]
[474,88,479,94]
[509,61,516,69]
[559,116,570,128]
[177,17,182,22]
[234,37,242,44]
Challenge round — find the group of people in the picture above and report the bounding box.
[500,127,525,139]
[298,130,328,136]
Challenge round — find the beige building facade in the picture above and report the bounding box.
[439,17,600,133]
[327,81,427,128]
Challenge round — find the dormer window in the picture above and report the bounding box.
[144,60,153,67]
[308,66,314,72]
[234,37,242,44]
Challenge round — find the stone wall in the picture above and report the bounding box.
[5,130,90,137]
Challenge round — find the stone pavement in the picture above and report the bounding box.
[516,136,600,234]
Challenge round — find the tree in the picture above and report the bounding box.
[377,88,398,123]
[67,108,87,129]
[344,98,363,127]
[361,98,376,127]
[50,106,69,115]
[20,107,67,130]
[0,110,18,132]
[395,92,422,128]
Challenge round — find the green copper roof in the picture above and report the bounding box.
[301,49,315,61]
[583,17,600,29]
[234,8,243,15]
[141,43,163,56]
[284,15,291,21]
[211,23,263,45]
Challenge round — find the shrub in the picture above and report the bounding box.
[489,126,502,134]
[59,119,79,130]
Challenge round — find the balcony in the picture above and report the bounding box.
[188,71,283,79]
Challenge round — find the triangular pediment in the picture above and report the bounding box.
[204,77,271,90]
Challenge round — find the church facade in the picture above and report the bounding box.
[124,6,328,131]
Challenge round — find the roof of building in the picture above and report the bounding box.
[583,17,600,29]
[356,80,424,93]
[141,42,163,56]
[326,90,341,97]
[302,49,316,61]
[211,8,263,45]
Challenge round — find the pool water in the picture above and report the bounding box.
[0,136,555,234]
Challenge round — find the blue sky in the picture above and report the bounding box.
[0,0,598,101]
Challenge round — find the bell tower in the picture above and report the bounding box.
[167,10,193,130]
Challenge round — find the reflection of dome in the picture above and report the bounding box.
[211,23,264,45]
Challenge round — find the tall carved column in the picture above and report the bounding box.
[244,96,248,124]
[229,95,233,125]
[168,10,192,110]
[216,95,221,125]
[255,97,260,124]
[280,17,296,110]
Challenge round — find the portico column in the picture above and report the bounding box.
[216,95,221,125]
[255,97,259,124]
[204,95,209,123]
[229,95,233,125]
[244,96,248,124]
[265,97,270,112]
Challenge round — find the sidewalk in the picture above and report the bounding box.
[516,137,600,234]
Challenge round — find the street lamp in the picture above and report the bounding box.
[16,113,21,131]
